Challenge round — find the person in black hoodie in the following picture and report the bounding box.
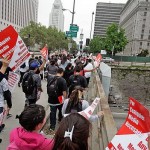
[63,63,74,87]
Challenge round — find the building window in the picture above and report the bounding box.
[140,42,142,46]
[144,12,147,16]
[142,29,144,33]
[148,35,150,40]
[141,35,144,39]
[147,43,149,46]
[145,8,148,10]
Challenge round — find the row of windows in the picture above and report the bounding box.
[1,0,37,27]
[140,42,150,47]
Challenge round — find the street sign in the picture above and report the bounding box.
[66,31,77,38]
[70,24,79,32]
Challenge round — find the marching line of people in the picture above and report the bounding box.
[0,53,104,150]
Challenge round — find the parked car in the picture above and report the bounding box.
[102,57,114,63]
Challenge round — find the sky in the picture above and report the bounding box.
[38,0,128,44]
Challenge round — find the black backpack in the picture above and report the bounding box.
[47,76,58,97]
[22,72,35,95]
[69,75,81,95]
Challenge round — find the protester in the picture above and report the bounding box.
[47,59,58,76]
[63,63,74,86]
[52,113,91,150]
[84,59,94,85]
[47,68,67,133]
[0,57,12,143]
[18,61,29,87]
[22,59,46,106]
[7,104,54,150]
[59,55,70,70]
[68,66,87,97]
[62,86,104,122]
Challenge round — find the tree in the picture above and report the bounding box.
[89,36,106,53]
[19,21,76,52]
[105,23,128,55]
[89,23,128,55]
[137,49,149,57]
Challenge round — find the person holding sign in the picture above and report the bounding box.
[22,58,46,106]
[62,86,104,122]
[0,57,12,143]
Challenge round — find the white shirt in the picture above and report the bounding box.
[84,63,93,78]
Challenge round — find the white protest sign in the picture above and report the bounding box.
[8,72,19,92]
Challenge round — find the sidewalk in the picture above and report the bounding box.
[0,80,49,150]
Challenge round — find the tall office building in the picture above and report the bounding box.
[120,0,150,55]
[94,2,125,37]
[0,0,38,32]
[49,0,64,32]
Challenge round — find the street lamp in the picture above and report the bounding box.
[62,0,76,25]
[90,12,94,40]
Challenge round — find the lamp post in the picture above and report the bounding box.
[90,12,94,40]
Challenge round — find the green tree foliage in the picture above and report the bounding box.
[20,21,76,51]
[137,49,149,57]
[89,36,106,53]
[89,23,128,55]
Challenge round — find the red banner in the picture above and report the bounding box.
[0,25,30,71]
[106,97,150,150]
[40,46,48,60]
[95,53,102,62]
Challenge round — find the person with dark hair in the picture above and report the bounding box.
[63,63,74,86]
[47,59,58,76]
[52,113,91,150]
[22,59,46,106]
[59,55,70,70]
[7,104,54,150]
[0,58,12,143]
[47,68,67,133]
[62,86,104,122]
[68,66,87,97]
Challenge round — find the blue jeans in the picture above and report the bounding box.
[50,104,63,129]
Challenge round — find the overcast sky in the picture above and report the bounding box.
[38,0,128,44]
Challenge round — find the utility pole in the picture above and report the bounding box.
[90,12,94,40]
[71,0,76,25]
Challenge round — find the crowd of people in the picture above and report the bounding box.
[0,53,104,150]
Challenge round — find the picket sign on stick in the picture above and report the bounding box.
[0,25,30,71]
[106,97,150,150]
[64,97,100,119]
[40,46,48,60]
[8,72,19,93]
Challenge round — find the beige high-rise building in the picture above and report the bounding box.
[0,0,38,32]
[49,0,64,32]
[120,0,150,55]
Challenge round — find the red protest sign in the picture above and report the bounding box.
[95,53,102,62]
[106,97,150,150]
[40,46,48,60]
[0,25,30,71]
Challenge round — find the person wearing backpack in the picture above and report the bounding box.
[68,66,87,97]
[62,86,104,122]
[22,61,43,106]
[47,68,67,133]
[7,104,54,150]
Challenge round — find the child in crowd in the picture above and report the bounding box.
[52,113,91,150]
[7,104,54,150]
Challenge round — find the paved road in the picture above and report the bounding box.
[0,80,49,150]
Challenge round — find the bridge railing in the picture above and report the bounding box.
[86,69,117,150]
